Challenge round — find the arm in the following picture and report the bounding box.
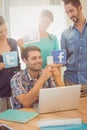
[0,63,5,70]
[11,66,52,108]
[17,39,24,52]
[52,66,64,87]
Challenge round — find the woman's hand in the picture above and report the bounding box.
[17,39,24,48]
[0,63,5,70]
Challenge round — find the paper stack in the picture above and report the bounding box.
[38,118,87,130]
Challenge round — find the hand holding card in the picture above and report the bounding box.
[47,56,53,65]
[52,50,66,64]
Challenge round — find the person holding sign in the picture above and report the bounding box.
[17,9,59,68]
[0,16,20,112]
[10,46,64,109]
[61,0,87,97]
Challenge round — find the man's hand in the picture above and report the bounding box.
[51,65,64,87]
[41,66,52,82]
[52,66,61,78]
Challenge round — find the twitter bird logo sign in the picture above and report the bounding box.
[3,51,18,68]
[52,50,66,64]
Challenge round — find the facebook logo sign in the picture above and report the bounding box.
[3,51,18,68]
[52,50,66,64]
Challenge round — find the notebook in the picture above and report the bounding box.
[33,85,81,114]
[0,109,38,123]
[38,118,87,130]
[39,123,87,130]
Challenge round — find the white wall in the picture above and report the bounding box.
[9,0,61,6]
[9,0,50,6]
[0,0,2,8]
[0,0,3,15]
[81,0,87,18]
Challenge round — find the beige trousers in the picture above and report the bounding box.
[64,79,87,97]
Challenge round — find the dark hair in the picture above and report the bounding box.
[21,46,41,60]
[40,10,54,22]
[62,0,81,8]
[0,16,5,26]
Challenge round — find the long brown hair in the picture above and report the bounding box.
[0,16,5,26]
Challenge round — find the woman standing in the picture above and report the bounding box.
[0,16,20,112]
[17,10,59,68]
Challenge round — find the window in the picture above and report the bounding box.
[2,1,66,69]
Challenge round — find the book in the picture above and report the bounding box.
[39,124,87,130]
[0,109,39,123]
[38,118,87,130]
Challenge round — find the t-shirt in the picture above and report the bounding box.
[24,34,59,68]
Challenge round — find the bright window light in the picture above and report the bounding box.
[9,5,66,69]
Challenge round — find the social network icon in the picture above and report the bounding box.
[6,54,15,65]
[58,52,65,63]
[52,50,66,64]
[3,51,18,68]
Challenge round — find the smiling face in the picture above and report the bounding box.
[39,16,52,31]
[39,10,53,32]
[23,50,42,72]
[64,3,82,24]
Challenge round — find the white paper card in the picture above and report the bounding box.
[37,118,82,127]
[47,56,53,65]
[23,27,40,44]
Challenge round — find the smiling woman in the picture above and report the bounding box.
[9,5,65,42]
[17,9,60,68]
[0,16,20,112]
[8,4,66,69]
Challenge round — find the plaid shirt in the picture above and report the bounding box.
[10,68,56,109]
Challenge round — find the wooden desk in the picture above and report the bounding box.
[0,97,87,130]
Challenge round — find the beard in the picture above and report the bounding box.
[70,16,79,23]
[70,10,80,24]
[32,68,41,72]
[28,65,42,72]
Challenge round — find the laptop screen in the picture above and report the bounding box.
[34,85,81,114]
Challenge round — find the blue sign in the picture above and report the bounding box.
[3,51,18,68]
[52,50,66,64]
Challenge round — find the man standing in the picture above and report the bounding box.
[61,0,87,97]
[10,46,63,109]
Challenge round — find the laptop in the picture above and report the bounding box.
[33,85,81,114]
